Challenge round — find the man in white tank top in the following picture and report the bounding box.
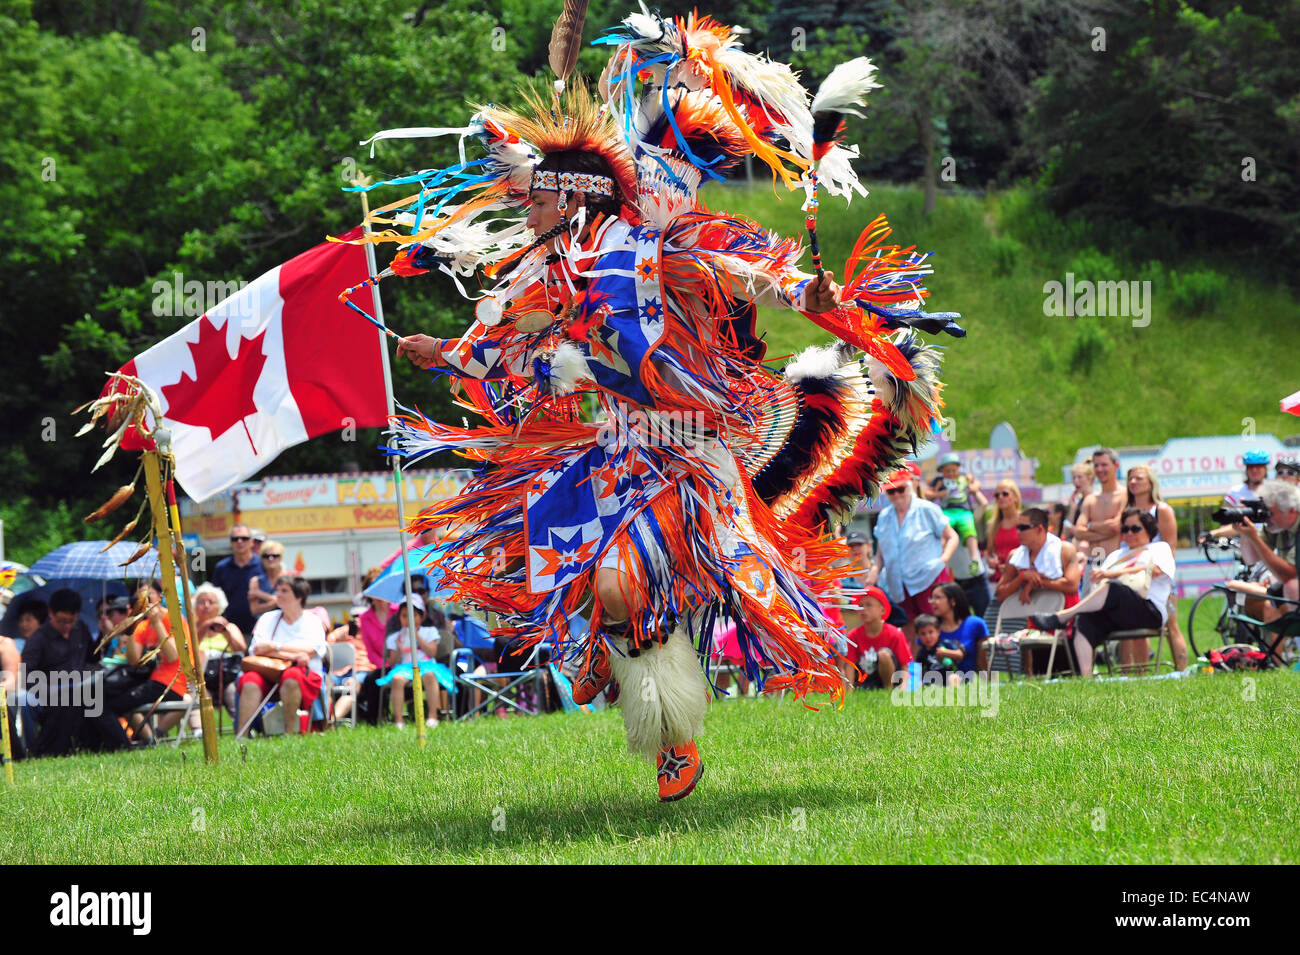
[996,507,1081,605]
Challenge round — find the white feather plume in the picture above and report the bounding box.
[785,343,858,384]
[817,143,868,200]
[810,56,881,117]
[546,341,594,395]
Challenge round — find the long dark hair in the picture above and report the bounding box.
[933,581,971,624]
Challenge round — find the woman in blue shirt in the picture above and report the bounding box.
[868,469,960,640]
[929,582,988,673]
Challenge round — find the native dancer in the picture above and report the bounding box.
[346,8,962,800]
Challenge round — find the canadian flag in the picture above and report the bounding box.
[111,231,389,501]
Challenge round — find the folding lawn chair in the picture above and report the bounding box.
[130,694,197,745]
[987,589,1068,678]
[324,642,358,729]
[451,643,553,721]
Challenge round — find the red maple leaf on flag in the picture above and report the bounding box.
[161,314,268,452]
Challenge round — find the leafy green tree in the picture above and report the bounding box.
[0,0,530,549]
[1027,0,1300,276]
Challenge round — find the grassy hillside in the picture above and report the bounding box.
[701,182,1300,482]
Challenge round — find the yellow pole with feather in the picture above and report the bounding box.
[0,685,14,785]
[165,474,219,757]
[143,451,219,764]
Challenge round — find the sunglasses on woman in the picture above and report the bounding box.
[1121,524,1144,534]
[263,553,282,560]
[995,491,1013,498]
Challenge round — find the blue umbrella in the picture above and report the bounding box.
[31,541,163,581]
[11,542,173,640]
[362,544,456,605]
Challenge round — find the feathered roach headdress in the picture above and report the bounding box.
[479,80,638,216]
[339,77,639,294]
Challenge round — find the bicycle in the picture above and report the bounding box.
[1186,536,1299,665]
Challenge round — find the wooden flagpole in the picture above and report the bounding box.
[355,176,428,746]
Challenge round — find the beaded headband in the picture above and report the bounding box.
[530,169,615,196]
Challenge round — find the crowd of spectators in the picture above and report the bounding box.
[0,521,469,759]
[834,449,1299,689]
[3,452,1297,756]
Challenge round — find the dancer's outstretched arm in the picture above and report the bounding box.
[397,321,532,381]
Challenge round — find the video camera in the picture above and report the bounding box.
[1211,498,1270,525]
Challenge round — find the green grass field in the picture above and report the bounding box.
[4,670,1297,864]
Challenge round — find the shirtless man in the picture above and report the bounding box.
[1074,448,1125,559]
[1072,447,1145,669]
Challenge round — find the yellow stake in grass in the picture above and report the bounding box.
[1,685,15,784]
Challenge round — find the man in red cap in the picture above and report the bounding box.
[844,585,913,688]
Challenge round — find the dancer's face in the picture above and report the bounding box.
[526,189,591,252]
[526,189,567,249]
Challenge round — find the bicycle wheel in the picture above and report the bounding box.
[1187,588,1233,660]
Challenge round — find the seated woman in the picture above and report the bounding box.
[928,582,988,675]
[105,580,196,742]
[193,582,247,719]
[1030,508,1176,677]
[374,596,453,728]
[357,585,391,676]
[236,575,327,736]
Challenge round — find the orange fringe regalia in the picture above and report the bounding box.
[348,9,964,726]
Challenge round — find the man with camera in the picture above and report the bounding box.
[1206,449,1274,564]
[1205,479,1299,659]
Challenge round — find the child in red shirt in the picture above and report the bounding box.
[846,586,913,689]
